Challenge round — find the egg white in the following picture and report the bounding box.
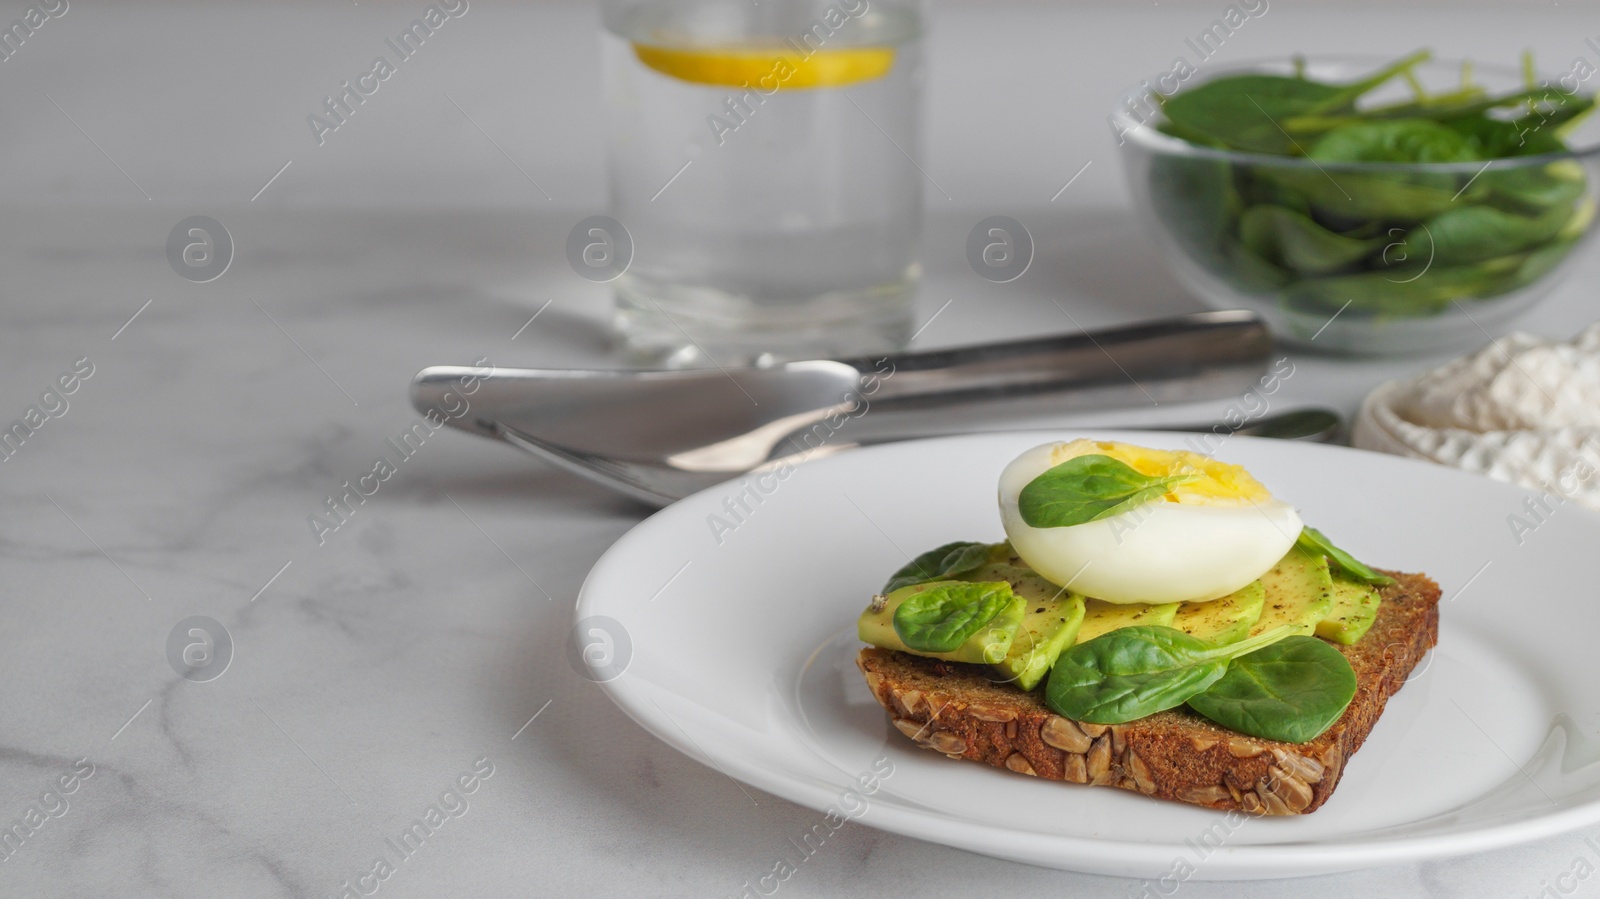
[997,442,1303,604]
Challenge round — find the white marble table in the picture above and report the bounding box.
[4,2,1600,896]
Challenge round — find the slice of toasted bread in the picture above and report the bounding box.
[856,570,1441,815]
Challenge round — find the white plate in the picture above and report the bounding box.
[576,431,1600,880]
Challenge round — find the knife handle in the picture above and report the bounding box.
[839,309,1271,416]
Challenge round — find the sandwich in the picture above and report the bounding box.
[855,439,1440,815]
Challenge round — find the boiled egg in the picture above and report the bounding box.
[998,440,1302,604]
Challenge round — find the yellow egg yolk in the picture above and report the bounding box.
[1044,439,1275,507]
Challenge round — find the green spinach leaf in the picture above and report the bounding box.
[1295,527,1395,586]
[1515,92,1597,137]
[1045,625,1293,724]
[1238,205,1383,274]
[1154,119,1231,149]
[1326,83,1552,129]
[1308,119,1479,164]
[1483,161,1588,211]
[1018,454,1195,529]
[1515,234,1582,287]
[1421,203,1570,265]
[1445,114,1568,159]
[1254,165,1461,221]
[1186,636,1357,743]
[1303,49,1433,116]
[1160,52,1430,154]
[1161,75,1347,154]
[892,581,1014,653]
[1281,258,1525,319]
[1219,238,1293,292]
[883,541,993,593]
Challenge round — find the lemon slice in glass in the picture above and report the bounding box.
[632,44,895,89]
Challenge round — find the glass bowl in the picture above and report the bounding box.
[1115,56,1600,355]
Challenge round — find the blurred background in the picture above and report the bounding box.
[8,0,1592,367]
[6,0,1585,211]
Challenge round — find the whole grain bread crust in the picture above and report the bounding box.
[856,570,1441,815]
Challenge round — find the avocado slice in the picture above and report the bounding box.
[970,563,1086,691]
[1316,576,1381,644]
[857,581,1027,665]
[1075,599,1181,644]
[1250,546,1334,637]
[1173,580,1265,645]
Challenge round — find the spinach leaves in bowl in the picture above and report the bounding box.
[1139,50,1596,339]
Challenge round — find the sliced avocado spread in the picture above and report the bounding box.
[1173,579,1266,645]
[1251,545,1334,637]
[861,540,1380,686]
[1317,576,1381,644]
[858,580,1026,665]
[965,561,1086,691]
[1075,599,1182,644]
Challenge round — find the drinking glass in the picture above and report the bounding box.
[600,0,925,365]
